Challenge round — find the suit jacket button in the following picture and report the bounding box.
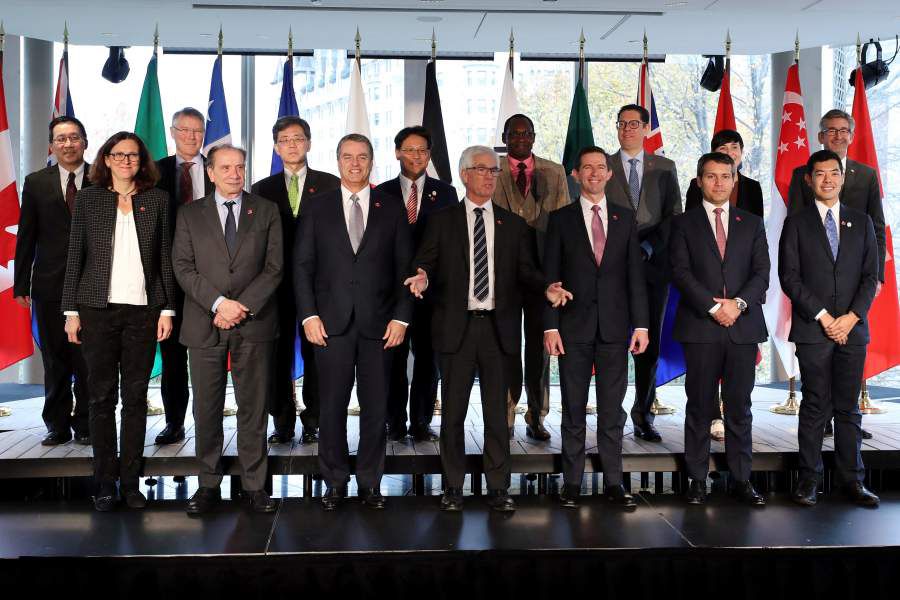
[229,269,234,274]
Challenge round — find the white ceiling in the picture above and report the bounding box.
[2,0,898,57]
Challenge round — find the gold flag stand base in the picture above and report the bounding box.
[147,404,164,416]
[514,405,526,415]
[0,406,11,417]
[348,404,361,416]
[586,404,597,415]
[651,398,676,416]
[223,405,238,417]
[433,398,442,416]
[771,377,800,415]
[859,380,888,415]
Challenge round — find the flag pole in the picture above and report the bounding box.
[508,28,515,79]
[0,20,9,420]
[578,29,585,81]
[63,21,69,52]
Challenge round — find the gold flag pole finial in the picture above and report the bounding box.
[431,28,436,62]
[288,27,293,60]
[856,32,862,65]
[725,29,731,60]
[578,29,586,80]
[355,27,361,63]
[217,25,223,56]
[153,23,159,54]
[794,31,800,63]
[642,29,648,63]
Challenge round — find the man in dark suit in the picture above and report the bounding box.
[14,116,91,446]
[684,129,764,217]
[405,145,570,512]
[173,144,283,515]
[252,116,340,445]
[605,104,682,444]
[543,146,648,510]
[780,149,880,508]
[154,107,215,445]
[294,134,413,511]
[374,126,458,442]
[670,152,769,506]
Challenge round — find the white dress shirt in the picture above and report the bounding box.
[58,163,85,197]
[465,197,496,310]
[175,154,206,201]
[399,173,426,220]
[814,199,842,321]
[283,164,309,203]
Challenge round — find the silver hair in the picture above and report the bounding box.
[206,144,247,168]
[171,107,206,128]
[819,108,854,132]
[458,145,498,175]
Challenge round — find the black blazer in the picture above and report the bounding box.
[787,160,885,281]
[779,203,878,345]
[413,202,546,355]
[373,175,460,247]
[684,173,764,218]
[156,155,215,238]
[14,163,89,303]
[61,186,176,313]
[542,201,648,344]
[293,188,414,340]
[669,206,769,344]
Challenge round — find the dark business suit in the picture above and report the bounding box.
[543,200,648,489]
[14,164,90,438]
[606,150,682,431]
[685,172,764,217]
[670,205,769,482]
[173,192,283,492]
[788,160,885,281]
[413,201,546,490]
[779,203,878,484]
[252,167,340,438]
[374,175,459,435]
[294,188,413,490]
[155,155,215,430]
[61,186,176,494]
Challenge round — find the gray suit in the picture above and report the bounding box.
[172,192,283,491]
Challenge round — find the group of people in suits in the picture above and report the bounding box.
[12,99,883,513]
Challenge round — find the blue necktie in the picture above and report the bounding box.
[627,158,640,210]
[825,209,839,260]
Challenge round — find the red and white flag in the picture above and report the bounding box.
[0,50,35,371]
[637,60,665,155]
[762,62,809,378]
[714,58,736,134]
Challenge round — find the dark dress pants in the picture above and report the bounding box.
[387,300,439,433]
[682,334,756,482]
[269,295,319,435]
[559,339,628,488]
[506,290,550,426]
[315,318,391,490]
[631,281,668,428]
[80,305,158,494]
[33,298,89,436]
[159,309,190,429]
[189,329,273,492]
[440,313,510,491]
[796,342,866,484]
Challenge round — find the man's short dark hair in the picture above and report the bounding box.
[806,149,844,175]
[48,115,88,146]
[617,104,650,124]
[502,113,535,136]
[574,145,609,170]
[170,107,205,128]
[272,116,311,143]
[206,143,247,169]
[394,126,432,150]
[710,129,744,152]
[336,133,374,160]
[696,151,735,179]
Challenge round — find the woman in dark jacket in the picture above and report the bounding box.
[61,131,176,511]
[684,129,764,217]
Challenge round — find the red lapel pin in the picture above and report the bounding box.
[139,206,146,212]
[611,214,618,221]
[496,219,503,225]
[308,187,316,194]
[247,208,253,216]
[375,202,381,208]
[735,215,742,222]
[430,191,437,202]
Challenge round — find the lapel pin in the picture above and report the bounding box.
[735,215,742,222]
[497,219,503,225]
[139,206,145,212]
[375,202,381,208]
[845,221,852,228]
[430,191,437,202]
[308,187,316,194]
[612,214,618,221]
[247,208,253,216]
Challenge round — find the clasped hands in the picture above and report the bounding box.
[712,297,741,327]
[302,316,406,350]
[819,311,858,345]
[213,299,250,330]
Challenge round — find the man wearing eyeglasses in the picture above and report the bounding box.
[153,107,215,446]
[605,104,682,444]
[14,116,92,446]
[787,108,884,441]
[252,116,339,446]
[374,126,458,443]
[492,114,571,442]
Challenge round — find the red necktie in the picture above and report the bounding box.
[407,180,418,224]
[179,161,195,205]
[516,162,528,198]
[65,172,77,214]
[591,205,606,266]
[714,207,727,259]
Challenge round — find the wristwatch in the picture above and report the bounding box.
[735,298,748,313]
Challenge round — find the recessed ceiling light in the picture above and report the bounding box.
[665,1,689,6]
[100,32,118,37]
[417,16,443,23]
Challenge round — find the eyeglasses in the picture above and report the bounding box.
[107,152,140,163]
[822,127,852,137]
[53,134,83,145]
[615,120,645,130]
[276,136,308,146]
[399,147,430,156]
[172,126,205,137]
[466,166,501,177]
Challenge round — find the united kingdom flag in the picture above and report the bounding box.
[637,60,665,156]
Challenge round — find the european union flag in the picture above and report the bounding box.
[270,58,299,176]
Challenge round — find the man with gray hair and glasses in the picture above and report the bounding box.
[405,145,571,512]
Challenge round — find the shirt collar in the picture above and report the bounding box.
[400,172,426,191]
[579,195,606,213]
[621,148,645,163]
[702,199,729,216]
[284,164,308,179]
[59,162,85,178]
[815,199,840,221]
[341,184,371,203]
[215,190,242,206]
[464,197,493,214]
[507,154,535,171]
[175,154,202,167]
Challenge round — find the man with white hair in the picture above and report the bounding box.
[405,145,571,512]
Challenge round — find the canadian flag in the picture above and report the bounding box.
[0,50,35,370]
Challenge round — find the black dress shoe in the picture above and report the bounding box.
[93,493,118,512]
[248,489,278,513]
[792,478,819,507]
[604,484,638,510]
[633,424,662,443]
[410,426,440,442]
[486,489,516,512]
[861,428,873,440]
[267,430,293,444]
[440,487,464,511]
[732,481,766,506]
[526,422,551,441]
[322,486,345,511]
[186,487,221,515]
[360,488,386,509]
[41,430,72,446]
[386,425,408,442]
[301,427,319,444]
[686,479,707,505]
[843,481,880,507]
[558,484,580,508]
[123,489,147,509]
[824,420,834,437]
[155,424,186,445]
[73,431,91,445]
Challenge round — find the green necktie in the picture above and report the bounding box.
[288,174,300,217]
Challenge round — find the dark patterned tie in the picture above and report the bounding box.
[179,161,195,205]
[224,201,237,256]
[627,158,640,210]
[65,172,77,214]
[516,162,528,199]
[825,209,839,260]
[473,208,489,301]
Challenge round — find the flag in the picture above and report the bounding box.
[48,48,75,166]
[422,59,452,183]
[493,56,520,150]
[848,67,900,378]
[637,60,665,156]
[134,50,168,161]
[762,62,809,379]
[714,58,736,134]
[270,57,299,176]
[202,55,232,155]
[345,58,371,138]
[561,76,594,175]
[0,50,35,371]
